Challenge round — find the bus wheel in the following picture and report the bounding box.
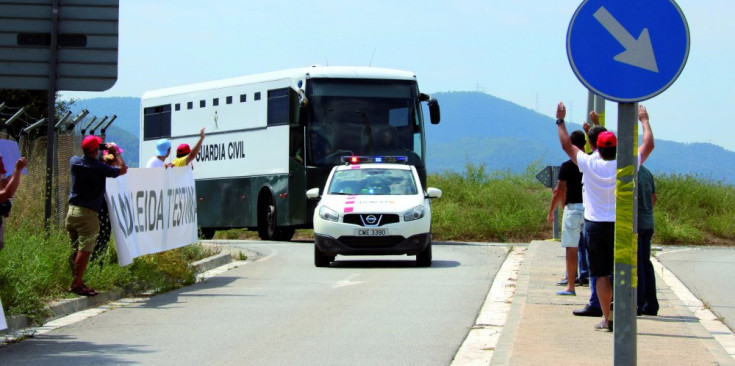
[258,195,277,240]
[199,227,215,240]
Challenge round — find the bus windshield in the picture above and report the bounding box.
[306,79,424,167]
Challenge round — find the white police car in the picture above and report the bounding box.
[306,156,442,267]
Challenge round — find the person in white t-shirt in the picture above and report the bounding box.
[555,101,654,332]
[145,139,173,168]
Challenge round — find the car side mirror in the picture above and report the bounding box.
[426,187,442,199]
[306,187,320,199]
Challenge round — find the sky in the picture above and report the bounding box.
[62,0,735,152]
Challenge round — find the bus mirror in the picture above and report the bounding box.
[428,98,440,124]
[419,93,430,102]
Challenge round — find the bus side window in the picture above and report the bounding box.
[143,104,172,140]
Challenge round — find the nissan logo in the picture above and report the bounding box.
[365,215,377,224]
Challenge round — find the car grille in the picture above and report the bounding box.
[338,235,405,248]
[343,214,400,227]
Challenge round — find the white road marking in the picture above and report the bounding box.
[451,246,523,366]
[652,255,735,361]
[333,274,365,288]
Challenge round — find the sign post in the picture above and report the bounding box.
[567,1,689,364]
[536,165,561,239]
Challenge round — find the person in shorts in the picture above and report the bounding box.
[555,102,654,331]
[66,135,128,296]
[547,130,587,296]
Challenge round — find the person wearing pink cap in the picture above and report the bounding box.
[173,128,206,168]
[555,102,654,331]
[65,135,128,296]
[93,142,127,264]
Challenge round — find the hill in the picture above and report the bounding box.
[67,93,735,184]
[426,92,735,185]
[69,97,140,166]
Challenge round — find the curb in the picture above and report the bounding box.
[1,250,235,336]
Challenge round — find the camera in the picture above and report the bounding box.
[98,142,108,151]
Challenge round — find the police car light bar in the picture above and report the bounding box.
[342,156,408,164]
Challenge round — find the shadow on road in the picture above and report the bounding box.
[0,334,150,364]
[328,259,460,268]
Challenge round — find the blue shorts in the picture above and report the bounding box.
[561,203,584,248]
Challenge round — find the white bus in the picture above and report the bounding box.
[140,65,440,240]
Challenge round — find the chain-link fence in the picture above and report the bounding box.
[5,130,85,229]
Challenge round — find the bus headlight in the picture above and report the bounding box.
[404,205,425,221]
[319,206,339,222]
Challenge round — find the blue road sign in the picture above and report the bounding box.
[567,0,689,102]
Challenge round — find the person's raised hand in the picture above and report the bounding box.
[556,102,566,120]
[638,105,649,123]
[590,111,600,126]
[15,157,27,171]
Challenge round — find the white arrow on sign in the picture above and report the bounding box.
[593,6,659,73]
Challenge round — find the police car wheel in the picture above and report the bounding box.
[416,243,432,267]
[314,245,334,267]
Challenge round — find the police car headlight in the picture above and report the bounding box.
[404,205,425,221]
[318,206,339,222]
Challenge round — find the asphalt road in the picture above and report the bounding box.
[656,246,735,333]
[0,240,509,365]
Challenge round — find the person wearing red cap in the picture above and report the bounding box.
[173,128,206,168]
[66,135,128,296]
[555,102,654,332]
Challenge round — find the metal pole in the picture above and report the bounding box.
[81,116,98,135]
[44,0,60,230]
[65,109,89,132]
[613,102,638,366]
[54,110,72,130]
[585,91,595,153]
[595,94,606,126]
[100,115,117,136]
[3,107,25,129]
[90,116,108,136]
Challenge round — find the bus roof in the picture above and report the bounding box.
[142,65,417,100]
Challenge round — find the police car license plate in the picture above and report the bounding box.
[355,228,386,236]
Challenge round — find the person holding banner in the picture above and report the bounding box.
[556,102,654,331]
[173,128,206,168]
[66,135,128,297]
[146,138,174,168]
[92,142,127,264]
[0,155,27,251]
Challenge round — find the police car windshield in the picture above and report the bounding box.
[327,168,418,196]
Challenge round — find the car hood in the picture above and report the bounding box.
[320,194,424,214]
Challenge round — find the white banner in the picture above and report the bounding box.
[105,167,198,266]
[0,297,6,331]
